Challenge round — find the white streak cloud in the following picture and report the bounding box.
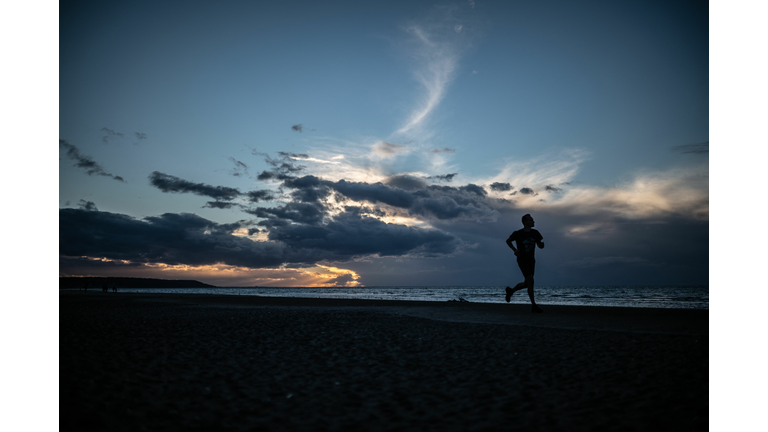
[541,166,709,220]
[396,7,469,137]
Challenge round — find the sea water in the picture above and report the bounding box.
[71,285,708,309]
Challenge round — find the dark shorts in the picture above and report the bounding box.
[517,258,535,278]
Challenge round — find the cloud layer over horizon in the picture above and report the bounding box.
[60,148,708,286]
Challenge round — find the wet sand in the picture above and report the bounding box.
[60,292,708,431]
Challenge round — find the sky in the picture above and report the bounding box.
[58,0,709,287]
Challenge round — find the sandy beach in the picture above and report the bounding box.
[60,291,708,431]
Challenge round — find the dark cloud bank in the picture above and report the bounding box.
[60,206,461,271]
[60,159,511,272]
[274,174,499,222]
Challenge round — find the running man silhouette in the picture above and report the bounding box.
[505,213,545,313]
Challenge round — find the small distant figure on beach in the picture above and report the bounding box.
[112,285,117,293]
[102,284,108,293]
[84,283,88,292]
[505,213,545,313]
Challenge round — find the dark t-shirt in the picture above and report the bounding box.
[508,229,543,260]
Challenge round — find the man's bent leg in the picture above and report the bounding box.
[510,275,533,297]
[506,281,527,302]
[511,281,527,293]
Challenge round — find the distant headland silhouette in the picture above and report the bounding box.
[59,276,216,289]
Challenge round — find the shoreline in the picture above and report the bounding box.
[60,291,708,431]
[58,285,709,312]
[61,291,708,335]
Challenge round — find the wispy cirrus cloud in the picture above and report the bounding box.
[671,142,708,155]
[100,127,124,143]
[538,165,709,221]
[427,173,458,182]
[481,149,589,195]
[252,150,307,181]
[291,138,707,228]
[374,141,409,156]
[148,171,275,208]
[149,171,241,201]
[59,139,126,182]
[101,128,148,144]
[228,157,249,177]
[473,149,708,221]
[395,6,472,138]
[291,8,475,185]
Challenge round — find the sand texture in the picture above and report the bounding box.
[60,292,708,431]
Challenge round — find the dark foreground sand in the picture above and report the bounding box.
[60,292,708,431]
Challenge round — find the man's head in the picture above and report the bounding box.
[522,213,534,228]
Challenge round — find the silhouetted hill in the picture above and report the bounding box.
[59,277,216,289]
